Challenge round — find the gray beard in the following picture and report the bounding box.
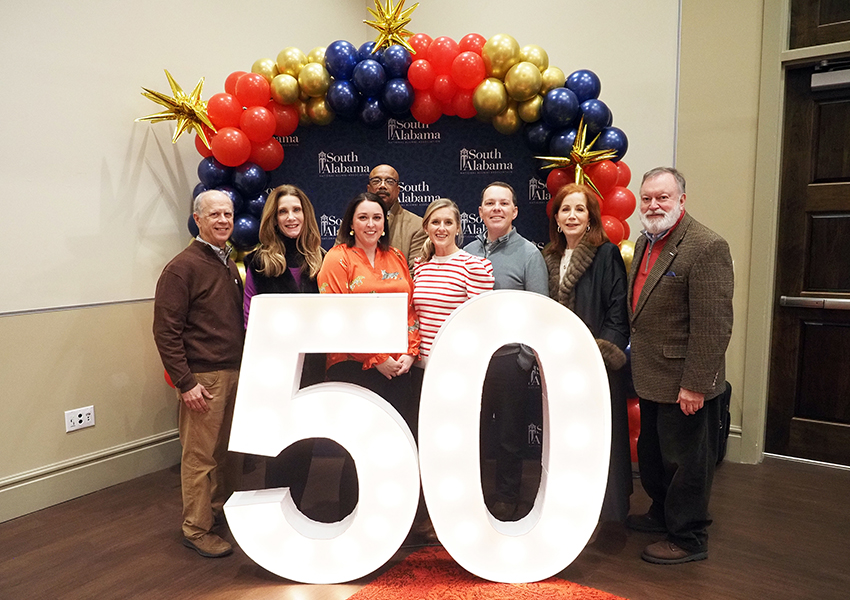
[640,203,683,235]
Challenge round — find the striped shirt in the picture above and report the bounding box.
[413,250,494,362]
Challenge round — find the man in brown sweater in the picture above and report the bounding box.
[153,190,245,558]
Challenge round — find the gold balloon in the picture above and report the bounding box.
[307,46,326,66]
[520,44,549,72]
[296,99,311,127]
[541,66,566,93]
[504,61,542,102]
[307,96,335,126]
[619,239,635,272]
[271,74,300,105]
[472,78,508,119]
[277,47,307,77]
[298,63,330,98]
[482,34,520,79]
[492,100,521,135]
[251,58,279,83]
[518,94,543,123]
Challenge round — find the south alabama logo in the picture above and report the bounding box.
[459,148,513,173]
[460,212,486,238]
[319,214,342,239]
[387,118,441,143]
[317,151,370,177]
[528,177,551,204]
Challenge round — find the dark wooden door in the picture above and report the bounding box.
[766,65,850,466]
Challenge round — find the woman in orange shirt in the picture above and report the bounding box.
[318,192,421,518]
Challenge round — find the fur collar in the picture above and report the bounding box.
[544,237,598,310]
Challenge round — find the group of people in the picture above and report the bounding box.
[153,163,733,568]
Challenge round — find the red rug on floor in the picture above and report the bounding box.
[347,546,627,600]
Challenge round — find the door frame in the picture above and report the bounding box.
[744,1,850,464]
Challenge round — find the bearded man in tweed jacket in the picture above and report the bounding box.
[626,167,733,565]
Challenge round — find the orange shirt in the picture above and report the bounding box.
[318,244,420,370]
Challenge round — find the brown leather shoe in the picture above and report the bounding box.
[641,540,707,565]
[183,532,233,558]
[625,512,667,534]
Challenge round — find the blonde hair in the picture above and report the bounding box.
[252,185,323,278]
[420,198,463,261]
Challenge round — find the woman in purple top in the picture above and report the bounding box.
[243,184,325,509]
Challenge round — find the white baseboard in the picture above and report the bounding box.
[0,432,181,523]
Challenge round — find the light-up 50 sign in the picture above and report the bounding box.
[225,291,610,584]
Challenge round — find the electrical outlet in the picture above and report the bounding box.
[65,405,95,433]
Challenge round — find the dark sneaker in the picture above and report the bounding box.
[625,512,667,533]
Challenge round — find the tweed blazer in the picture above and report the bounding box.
[627,212,734,403]
[388,201,428,272]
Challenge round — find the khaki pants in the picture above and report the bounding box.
[177,369,243,539]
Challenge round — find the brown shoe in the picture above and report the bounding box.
[641,540,707,565]
[183,532,233,558]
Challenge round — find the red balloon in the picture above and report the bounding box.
[207,93,243,129]
[432,74,457,104]
[603,186,637,221]
[441,100,457,117]
[267,101,299,137]
[621,219,631,240]
[601,214,625,245]
[428,36,459,75]
[194,132,213,158]
[546,168,574,196]
[408,59,436,90]
[410,90,442,125]
[235,73,271,108]
[240,106,275,142]
[458,33,487,55]
[452,90,477,119]
[408,33,433,57]
[586,160,619,197]
[249,138,284,171]
[164,369,175,389]
[211,126,251,167]
[451,51,486,90]
[225,71,247,96]
[616,160,632,187]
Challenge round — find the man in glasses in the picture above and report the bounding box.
[367,164,428,271]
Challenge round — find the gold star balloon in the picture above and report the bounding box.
[535,117,619,198]
[364,0,419,54]
[136,70,216,148]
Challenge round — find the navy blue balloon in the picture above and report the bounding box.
[580,99,612,138]
[245,192,268,219]
[359,97,388,128]
[541,87,579,129]
[187,214,199,237]
[352,59,387,97]
[192,182,208,199]
[593,126,629,162]
[232,162,267,197]
[549,128,578,156]
[358,41,384,63]
[216,185,244,215]
[325,40,359,80]
[326,80,362,120]
[230,214,260,250]
[566,69,601,103]
[382,78,414,115]
[524,121,554,153]
[381,45,412,79]
[197,157,232,188]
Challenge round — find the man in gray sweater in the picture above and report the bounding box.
[464,181,548,521]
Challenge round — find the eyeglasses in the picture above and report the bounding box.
[369,177,398,187]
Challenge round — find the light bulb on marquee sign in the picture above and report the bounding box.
[225,291,611,585]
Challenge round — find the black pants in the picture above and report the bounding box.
[326,360,414,519]
[637,393,721,553]
[480,353,529,504]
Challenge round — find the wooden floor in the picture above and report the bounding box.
[2,454,849,600]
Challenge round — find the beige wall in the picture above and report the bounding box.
[1,0,784,520]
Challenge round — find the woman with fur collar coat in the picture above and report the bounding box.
[543,183,632,523]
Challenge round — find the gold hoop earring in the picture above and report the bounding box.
[557,225,562,233]
[586,225,590,232]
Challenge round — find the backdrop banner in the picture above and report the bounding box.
[268,115,552,251]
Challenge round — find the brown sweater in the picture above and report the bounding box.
[153,240,245,393]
